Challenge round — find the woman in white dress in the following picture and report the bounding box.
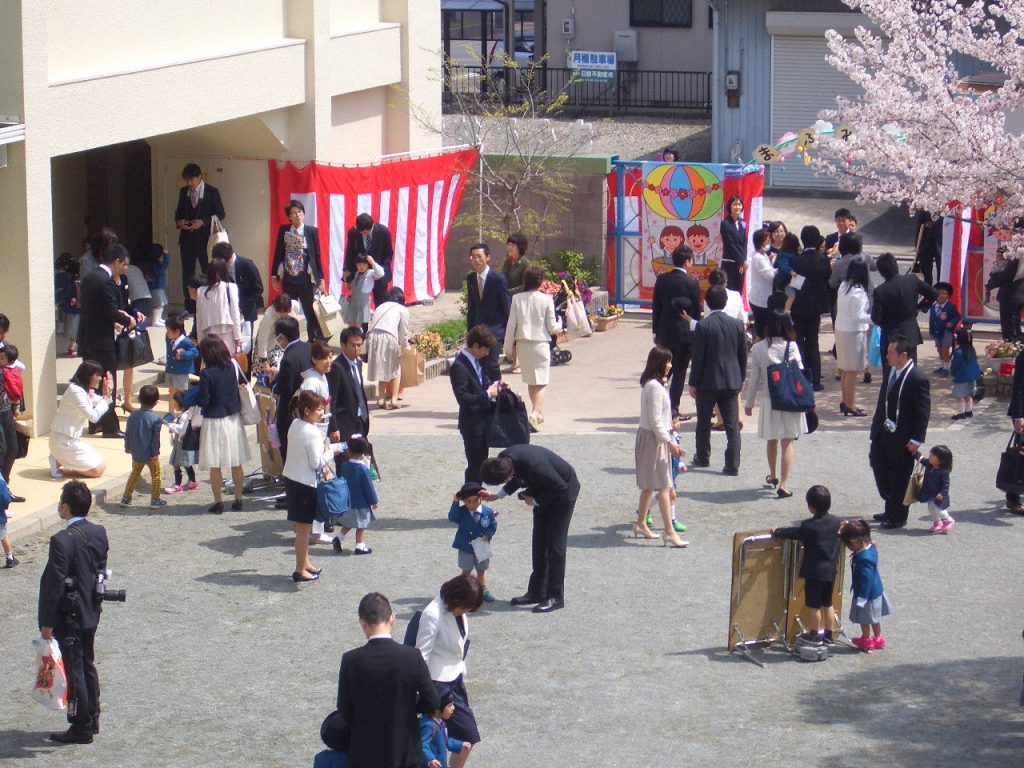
[196,257,242,354]
[365,287,411,409]
[632,346,687,547]
[835,259,873,418]
[747,229,776,339]
[744,311,806,499]
[48,361,113,479]
[503,267,561,429]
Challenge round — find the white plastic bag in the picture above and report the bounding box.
[32,636,67,711]
[470,537,494,563]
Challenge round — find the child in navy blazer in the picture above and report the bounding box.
[949,328,982,419]
[916,444,953,534]
[333,435,377,555]
[164,314,199,412]
[420,686,469,768]
[929,282,961,375]
[448,481,498,603]
[840,518,892,651]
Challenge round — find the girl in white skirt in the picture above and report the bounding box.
[841,518,893,652]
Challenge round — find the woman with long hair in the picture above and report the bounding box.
[835,259,873,416]
[196,257,242,354]
[745,311,807,498]
[633,346,688,546]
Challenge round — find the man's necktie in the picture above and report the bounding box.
[190,187,199,208]
[351,362,366,419]
[478,273,485,296]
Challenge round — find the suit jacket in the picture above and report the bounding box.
[274,341,312,435]
[688,310,748,392]
[652,269,702,348]
[78,267,129,358]
[790,248,833,320]
[870,362,930,447]
[449,351,492,437]
[327,354,370,440]
[1008,348,1024,419]
[415,594,470,682]
[720,217,747,266]
[466,269,512,340]
[344,224,394,282]
[498,443,580,509]
[175,183,226,245]
[232,256,265,321]
[38,519,109,632]
[271,224,324,284]
[338,637,439,768]
[871,275,937,348]
[772,514,841,582]
[196,363,242,418]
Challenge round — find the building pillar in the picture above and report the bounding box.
[381,0,442,154]
[286,0,331,161]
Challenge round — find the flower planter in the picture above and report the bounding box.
[593,316,619,332]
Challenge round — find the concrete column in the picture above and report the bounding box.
[286,0,331,161]
[381,0,442,154]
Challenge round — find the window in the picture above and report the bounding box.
[630,0,693,28]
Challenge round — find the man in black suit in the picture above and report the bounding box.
[450,325,501,482]
[327,327,370,451]
[1005,346,1024,515]
[213,242,264,367]
[823,207,853,253]
[344,213,394,307]
[272,316,312,461]
[174,163,226,313]
[871,252,938,373]
[869,336,931,529]
[652,245,702,417]
[38,481,109,744]
[336,592,439,768]
[79,243,138,437]
[688,285,747,475]
[790,226,833,391]
[271,199,326,342]
[465,243,512,383]
[480,445,580,613]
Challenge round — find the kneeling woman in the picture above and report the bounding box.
[48,360,114,479]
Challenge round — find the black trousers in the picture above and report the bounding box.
[180,236,210,314]
[869,440,916,526]
[666,342,692,415]
[57,626,100,731]
[371,273,391,308]
[694,388,741,470]
[483,336,503,383]
[525,491,578,601]
[793,314,822,387]
[461,431,489,483]
[721,261,744,292]
[283,278,322,342]
[0,407,17,482]
[1000,297,1023,341]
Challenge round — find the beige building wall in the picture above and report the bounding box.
[544,0,713,72]
[0,0,441,435]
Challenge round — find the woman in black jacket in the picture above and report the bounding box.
[719,196,747,291]
[790,226,833,391]
[196,335,251,513]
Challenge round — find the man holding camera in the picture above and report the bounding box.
[38,481,110,744]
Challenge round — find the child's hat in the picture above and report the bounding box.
[434,682,456,708]
[456,481,483,499]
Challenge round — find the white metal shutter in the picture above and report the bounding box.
[770,35,861,189]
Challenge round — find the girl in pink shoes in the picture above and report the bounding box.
[916,444,954,534]
[840,519,892,651]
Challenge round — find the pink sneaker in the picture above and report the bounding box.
[164,485,184,494]
[183,481,200,491]
[852,636,872,651]
[929,520,944,533]
[870,635,887,650]
[940,517,955,534]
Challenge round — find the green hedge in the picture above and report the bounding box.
[425,318,467,349]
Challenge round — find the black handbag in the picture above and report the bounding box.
[996,432,1024,494]
[115,329,154,370]
[181,425,200,452]
[486,387,530,448]
[15,430,28,459]
[766,341,815,413]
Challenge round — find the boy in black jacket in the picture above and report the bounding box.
[772,485,842,645]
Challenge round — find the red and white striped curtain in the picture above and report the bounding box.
[267,147,479,303]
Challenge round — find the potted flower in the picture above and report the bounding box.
[593,304,624,332]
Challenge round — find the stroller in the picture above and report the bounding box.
[549,283,573,366]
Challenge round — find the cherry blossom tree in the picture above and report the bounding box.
[816,0,1024,238]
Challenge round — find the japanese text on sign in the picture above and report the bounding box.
[569,50,617,83]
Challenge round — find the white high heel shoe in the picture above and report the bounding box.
[48,455,64,479]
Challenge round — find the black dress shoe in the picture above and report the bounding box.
[231,499,243,511]
[691,458,710,468]
[872,513,889,522]
[9,494,25,503]
[509,593,542,606]
[722,466,739,476]
[863,371,873,384]
[101,430,126,439]
[207,502,224,514]
[51,728,93,744]
[812,384,825,392]
[532,597,565,613]
[879,520,904,529]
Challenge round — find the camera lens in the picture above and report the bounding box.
[102,590,127,603]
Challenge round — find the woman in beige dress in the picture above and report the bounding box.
[365,287,411,409]
[503,267,561,429]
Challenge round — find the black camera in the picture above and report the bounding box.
[95,571,126,603]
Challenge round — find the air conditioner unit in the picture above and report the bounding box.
[613,29,638,63]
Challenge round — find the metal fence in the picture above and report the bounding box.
[443,65,712,115]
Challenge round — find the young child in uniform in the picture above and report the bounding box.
[165,389,200,494]
[840,518,893,651]
[420,686,470,768]
[646,414,688,534]
[332,435,377,555]
[929,282,961,376]
[916,444,954,534]
[165,314,199,413]
[448,481,498,603]
[120,385,167,508]
[771,484,842,645]
[949,328,981,420]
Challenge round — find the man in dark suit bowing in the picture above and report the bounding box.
[465,243,511,384]
[344,213,395,308]
[327,327,370,449]
[334,592,439,768]
[271,199,326,342]
[38,481,109,744]
[869,336,931,529]
[271,316,312,461]
[450,325,501,482]
[871,252,937,373]
[652,244,702,417]
[174,163,226,314]
[689,285,747,475]
[79,243,139,437]
[480,445,580,613]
